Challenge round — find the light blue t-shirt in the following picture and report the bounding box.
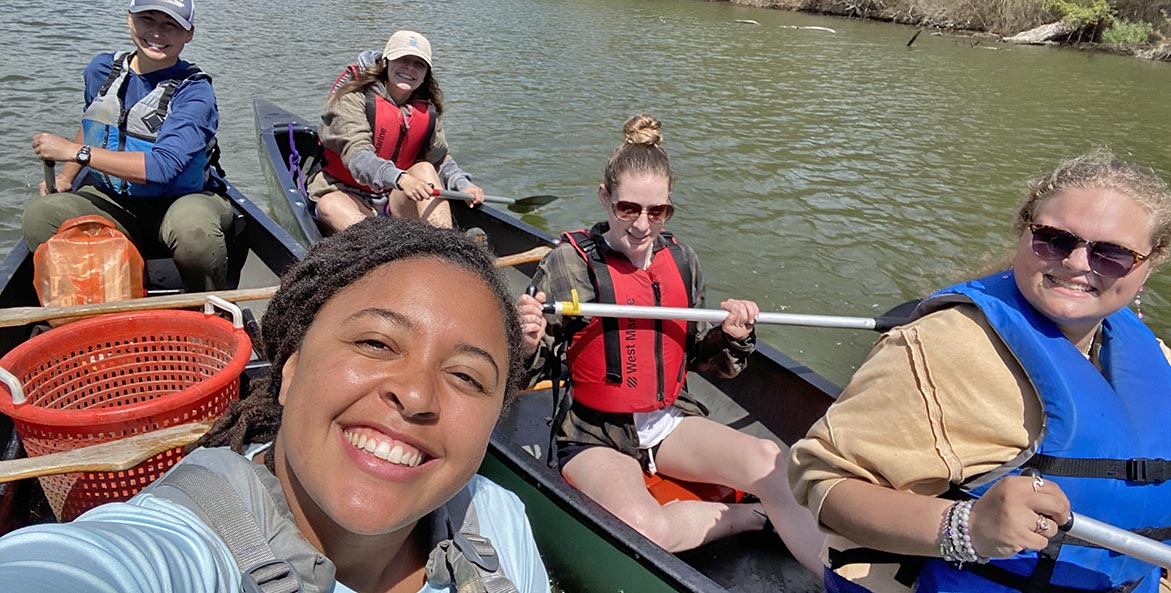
[0,461,549,593]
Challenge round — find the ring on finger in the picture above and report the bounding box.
[1032,476,1044,493]
[1034,515,1050,533]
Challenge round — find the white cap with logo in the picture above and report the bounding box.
[382,30,432,67]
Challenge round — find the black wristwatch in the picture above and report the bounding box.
[75,144,92,166]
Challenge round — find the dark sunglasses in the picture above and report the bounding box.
[1028,223,1152,279]
[611,200,674,224]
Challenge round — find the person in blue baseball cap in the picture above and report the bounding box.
[128,0,195,31]
[25,0,235,292]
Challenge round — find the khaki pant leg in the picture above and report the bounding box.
[158,191,235,291]
[21,185,134,248]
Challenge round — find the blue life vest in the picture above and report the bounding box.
[910,270,1171,593]
[81,51,216,197]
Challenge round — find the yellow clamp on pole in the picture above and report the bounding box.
[561,289,583,316]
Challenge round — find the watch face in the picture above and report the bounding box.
[76,146,91,165]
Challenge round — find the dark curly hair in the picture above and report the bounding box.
[193,217,522,454]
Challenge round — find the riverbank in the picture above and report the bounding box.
[719,0,1171,61]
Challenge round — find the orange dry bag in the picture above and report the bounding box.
[32,215,145,307]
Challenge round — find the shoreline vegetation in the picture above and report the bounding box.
[717,0,1171,60]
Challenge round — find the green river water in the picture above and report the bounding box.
[1,0,1168,386]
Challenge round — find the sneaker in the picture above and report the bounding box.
[463,226,489,250]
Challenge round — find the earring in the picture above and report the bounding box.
[1135,285,1144,319]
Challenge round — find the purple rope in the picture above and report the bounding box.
[286,123,306,195]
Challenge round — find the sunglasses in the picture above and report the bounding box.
[610,200,674,224]
[1028,223,1152,279]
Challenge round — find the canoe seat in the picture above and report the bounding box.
[643,472,743,505]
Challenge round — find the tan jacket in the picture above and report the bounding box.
[307,86,468,201]
[788,304,1171,592]
[319,88,451,170]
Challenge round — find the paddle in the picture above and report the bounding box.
[1063,513,1171,570]
[0,286,280,329]
[541,298,907,332]
[519,379,566,394]
[433,189,558,214]
[492,245,551,268]
[0,246,552,329]
[42,160,56,194]
[0,421,213,483]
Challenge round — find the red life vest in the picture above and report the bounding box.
[320,64,436,194]
[562,227,695,413]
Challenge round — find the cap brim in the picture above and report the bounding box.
[129,6,193,30]
[382,49,431,68]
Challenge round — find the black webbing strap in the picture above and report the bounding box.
[97,52,130,97]
[658,231,692,308]
[421,103,437,158]
[659,232,697,371]
[564,230,622,384]
[363,92,379,147]
[165,464,302,593]
[545,339,570,469]
[1024,454,1171,484]
[965,562,1143,593]
[143,68,207,134]
[1024,535,1065,592]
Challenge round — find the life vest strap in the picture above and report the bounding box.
[1025,454,1171,484]
[563,230,623,384]
[98,52,131,97]
[165,464,304,593]
[142,68,208,134]
[963,561,1144,593]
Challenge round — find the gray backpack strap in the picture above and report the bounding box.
[425,488,520,593]
[163,464,303,593]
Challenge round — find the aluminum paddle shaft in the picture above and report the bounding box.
[543,301,906,332]
[432,189,558,212]
[434,188,514,205]
[1063,513,1171,570]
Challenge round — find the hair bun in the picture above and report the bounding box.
[623,113,662,147]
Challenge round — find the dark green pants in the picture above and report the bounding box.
[22,184,236,291]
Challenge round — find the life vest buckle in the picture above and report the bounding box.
[451,531,501,572]
[1126,458,1170,484]
[241,558,302,593]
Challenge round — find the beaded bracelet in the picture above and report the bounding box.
[939,500,988,566]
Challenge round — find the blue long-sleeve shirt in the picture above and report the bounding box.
[82,52,219,187]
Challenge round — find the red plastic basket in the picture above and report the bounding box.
[0,302,251,521]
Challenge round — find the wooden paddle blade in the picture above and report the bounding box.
[0,421,213,483]
[0,286,279,329]
[506,195,558,214]
[519,379,566,394]
[493,246,551,268]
